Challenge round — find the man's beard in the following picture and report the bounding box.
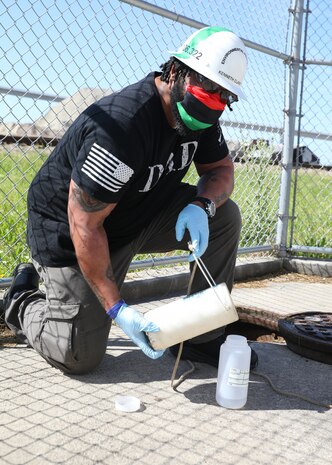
[170,79,199,137]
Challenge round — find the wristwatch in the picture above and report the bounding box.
[194,196,216,219]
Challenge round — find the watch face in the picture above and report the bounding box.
[206,200,216,217]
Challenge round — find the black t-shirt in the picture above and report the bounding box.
[27,72,228,266]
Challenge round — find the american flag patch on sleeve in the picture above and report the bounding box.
[81,143,134,192]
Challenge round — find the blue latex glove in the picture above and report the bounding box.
[114,304,164,360]
[175,204,209,262]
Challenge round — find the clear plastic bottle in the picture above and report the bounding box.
[216,335,251,409]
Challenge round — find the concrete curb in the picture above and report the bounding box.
[1,258,331,306]
[283,258,332,277]
[1,258,282,310]
[122,258,332,302]
[234,258,283,281]
[122,258,284,302]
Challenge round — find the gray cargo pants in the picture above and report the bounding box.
[5,185,241,374]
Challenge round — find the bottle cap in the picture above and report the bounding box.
[114,395,141,412]
[226,335,248,345]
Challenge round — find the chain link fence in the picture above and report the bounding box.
[0,0,331,279]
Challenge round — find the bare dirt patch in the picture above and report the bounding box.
[0,320,20,346]
[234,272,332,289]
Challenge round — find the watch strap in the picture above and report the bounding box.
[195,196,212,205]
[194,196,216,218]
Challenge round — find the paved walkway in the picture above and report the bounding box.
[1,273,331,465]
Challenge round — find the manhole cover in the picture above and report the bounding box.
[278,312,332,365]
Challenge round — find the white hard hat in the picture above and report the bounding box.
[170,26,248,100]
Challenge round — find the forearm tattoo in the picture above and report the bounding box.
[215,192,229,203]
[105,264,116,283]
[72,182,108,212]
[87,281,107,308]
[201,171,230,204]
[83,265,117,309]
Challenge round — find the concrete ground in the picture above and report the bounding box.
[1,264,332,465]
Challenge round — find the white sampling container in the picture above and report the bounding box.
[145,283,238,350]
[216,335,251,409]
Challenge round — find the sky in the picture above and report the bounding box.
[0,0,331,164]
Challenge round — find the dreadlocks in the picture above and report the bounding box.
[159,57,190,84]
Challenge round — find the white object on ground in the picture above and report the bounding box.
[216,335,251,409]
[114,395,141,412]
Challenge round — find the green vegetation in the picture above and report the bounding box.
[0,146,331,277]
[0,147,49,276]
[289,168,332,257]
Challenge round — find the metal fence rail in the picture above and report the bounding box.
[0,0,331,279]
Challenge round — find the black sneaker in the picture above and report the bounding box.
[169,335,258,371]
[2,263,39,311]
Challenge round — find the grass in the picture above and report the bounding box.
[289,168,332,256]
[0,146,331,277]
[0,147,49,276]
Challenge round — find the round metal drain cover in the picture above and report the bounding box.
[278,312,332,365]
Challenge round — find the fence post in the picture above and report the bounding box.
[276,0,305,257]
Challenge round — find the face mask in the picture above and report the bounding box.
[176,85,226,131]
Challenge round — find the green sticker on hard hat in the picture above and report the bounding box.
[173,26,232,60]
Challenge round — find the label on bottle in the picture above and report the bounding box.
[228,368,249,386]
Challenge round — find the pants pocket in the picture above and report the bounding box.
[39,303,80,365]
